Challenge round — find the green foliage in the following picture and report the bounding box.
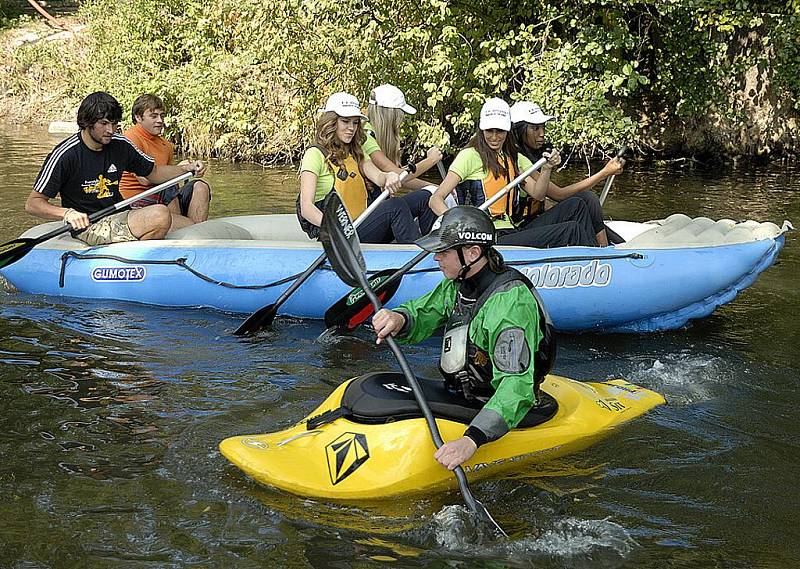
[772,12,800,110]
[2,0,799,160]
[1,0,22,30]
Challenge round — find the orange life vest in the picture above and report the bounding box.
[483,153,518,219]
[327,153,367,220]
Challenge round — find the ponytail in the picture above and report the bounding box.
[485,247,506,273]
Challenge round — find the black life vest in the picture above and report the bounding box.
[438,267,556,400]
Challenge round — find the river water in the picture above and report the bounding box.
[1,122,799,567]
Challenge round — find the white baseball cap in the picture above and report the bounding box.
[479,98,511,131]
[368,84,417,114]
[319,92,368,119]
[510,101,556,125]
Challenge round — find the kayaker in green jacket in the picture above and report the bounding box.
[372,205,554,470]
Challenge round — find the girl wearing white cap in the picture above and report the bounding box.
[511,101,624,246]
[428,98,598,248]
[297,92,430,243]
[361,83,442,233]
[365,84,442,188]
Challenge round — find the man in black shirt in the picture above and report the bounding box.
[25,92,207,246]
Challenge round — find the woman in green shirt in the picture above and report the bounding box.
[429,98,597,248]
[511,101,625,246]
[363,83,440,233]
[297,92,430,243]
[365,84,442,187]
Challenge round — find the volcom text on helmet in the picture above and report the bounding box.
[457,231,492,242]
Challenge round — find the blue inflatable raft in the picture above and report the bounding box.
[0,213,790,333]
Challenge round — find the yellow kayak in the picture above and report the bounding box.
[219,372,665,500]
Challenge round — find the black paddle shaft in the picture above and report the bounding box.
[356,267,506,536]
[319,191,506,537]
[233,251,327,336]
[38,171,195,243]
[0,195,146,270]
[324,250,428,330]
[599,145,628,207]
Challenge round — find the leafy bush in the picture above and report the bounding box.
[1,0,23,30]
[2,0,798,160]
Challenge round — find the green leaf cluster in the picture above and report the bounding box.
[1,0,23,30]
[3,0,798,160]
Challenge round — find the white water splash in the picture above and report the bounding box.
[628,354,729,404]
[315,326,372,346]
[0,274,16,292]
[430,505,636,563]
[517,517,636,557]
[432,504,485,549]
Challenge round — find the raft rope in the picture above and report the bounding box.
[403,252,644,275]
[58,252,307,290]
[58,250,644,289]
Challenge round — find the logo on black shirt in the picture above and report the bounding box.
[83,175,119,199]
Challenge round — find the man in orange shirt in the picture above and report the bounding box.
[120,94,211,231]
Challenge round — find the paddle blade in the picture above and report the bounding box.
[323,268,403,330]
[0,238,36,270]
[232,303,277,336]
[319,192,365,288]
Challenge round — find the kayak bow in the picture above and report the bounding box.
[220,372,665,500]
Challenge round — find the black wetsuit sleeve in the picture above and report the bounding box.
[464,426,489,448]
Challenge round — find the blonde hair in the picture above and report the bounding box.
[367,103,404,165]
[314,111,366,165]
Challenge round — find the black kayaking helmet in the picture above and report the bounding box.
[415,206,495,279]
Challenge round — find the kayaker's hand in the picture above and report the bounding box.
[182,160,206,177]
[373,309,404,345]
[602,156,625,177]
[542,148,561,171]
[63,208,90,230]
[435,436,477,470]
[383,171,402,196]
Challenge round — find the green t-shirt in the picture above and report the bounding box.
[362,121,381,158]
[299,147,335,202]
[300,132,379,202]
[450,148,533,181]
[449,148,534,229]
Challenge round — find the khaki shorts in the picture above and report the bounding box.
[76,210,137,246]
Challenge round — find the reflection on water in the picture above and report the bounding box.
[1,122,800,567]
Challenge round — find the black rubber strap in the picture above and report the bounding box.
[306,406,350,430]
[464,425,488,448]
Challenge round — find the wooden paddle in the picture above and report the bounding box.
[319,191,507,538]
[0,171,193,270]
[599,146,628,206]
[323,154,550,333]
[233,186,394,336]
